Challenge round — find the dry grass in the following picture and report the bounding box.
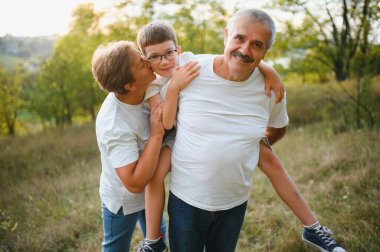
[238,124,380,251]
[0,122,379,251]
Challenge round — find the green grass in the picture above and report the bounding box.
[1,76,380,251]
[0,123,379,251]
[239,124,380,251]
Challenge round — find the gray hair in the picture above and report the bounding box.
[227,8,276,49]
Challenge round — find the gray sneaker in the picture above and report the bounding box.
[302,226,346,252]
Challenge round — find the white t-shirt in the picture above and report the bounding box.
[96,93,150,215]
[144,52,211,102]
[170,54,289,211]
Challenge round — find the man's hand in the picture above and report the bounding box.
[258,61,285,104]
[150,103,165,137]
[265,73,284,104]
[170,61,200,92]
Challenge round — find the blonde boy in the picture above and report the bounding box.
[92,41,166,251]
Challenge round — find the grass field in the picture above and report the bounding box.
[1,79,379,251]
[1,122,379,251]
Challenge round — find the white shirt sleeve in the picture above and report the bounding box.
[144,82,161,101]
[268,91,289,128]
[103,129,139,168]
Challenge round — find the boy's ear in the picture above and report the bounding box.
[177,46,181,55]
[124,82,137,91]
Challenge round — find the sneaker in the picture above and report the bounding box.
[302,226,346,252]
[133,238,168,252]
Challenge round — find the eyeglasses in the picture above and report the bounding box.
[146,49,178,65]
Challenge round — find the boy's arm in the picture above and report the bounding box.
[258,61,284,103]
[162,61,200,129]
[264,126,287,145]
[147,94,162,110]
[115,104,164,193]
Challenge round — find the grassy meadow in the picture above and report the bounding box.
[1,82,379,251]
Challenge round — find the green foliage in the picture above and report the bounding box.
[0,64,29,135]
[270,0,379,81]
[285,77,380,129]
[14,0,229,132]
[2,0,380,134]
[28,3,106,128]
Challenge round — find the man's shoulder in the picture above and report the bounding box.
[180,52,215,64]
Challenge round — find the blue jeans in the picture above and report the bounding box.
[168,192,247,252]
[101,204,167,252]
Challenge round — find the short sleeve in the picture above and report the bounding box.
[144,82,161,101]
[103,130,139,168]
[179,52,196,64]
[268,91,289,128]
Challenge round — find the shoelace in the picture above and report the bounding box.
[316,226,337,246]
[142,244,155,252]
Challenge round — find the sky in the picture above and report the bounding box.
[0,0,114,37]
[0,0,274,37]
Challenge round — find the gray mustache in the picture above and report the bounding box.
[232,51,254,62]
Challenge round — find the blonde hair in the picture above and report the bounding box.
[137,21,178,56]
[91,41,136,94]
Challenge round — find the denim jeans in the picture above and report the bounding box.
[101,204,167,252]
[168,192,247,252]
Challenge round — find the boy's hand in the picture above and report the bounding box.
[265,73,284,104]
[170,61,200,92]
[149,103,165,137]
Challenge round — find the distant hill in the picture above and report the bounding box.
[0,35,57,67]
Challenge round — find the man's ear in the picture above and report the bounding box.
[124,82,137,91]
[177,46,181,55]
[224,27,228,46]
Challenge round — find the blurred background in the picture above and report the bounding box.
[0,0,379,251]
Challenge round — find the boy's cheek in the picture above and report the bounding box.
[150,64,161,73]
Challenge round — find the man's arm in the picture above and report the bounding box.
[264,126,287,145]
[258,61,284,104]
[116,105,164,193]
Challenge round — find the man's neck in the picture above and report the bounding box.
[114,91,144,105]
[213,55,254,82]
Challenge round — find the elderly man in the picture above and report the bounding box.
[168,8,287,252]
[167,8,345,252]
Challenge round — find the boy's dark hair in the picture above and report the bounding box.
[91,41,136,94]
[137,22,178,56]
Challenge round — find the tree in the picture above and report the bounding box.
[271,0,379,128]
[0,64,27,135]
[29,3,105,127]
[272,0,379,81]
[158,0,227,54]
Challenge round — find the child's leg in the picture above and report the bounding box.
[145,146,171,240]
[258,141,317,226]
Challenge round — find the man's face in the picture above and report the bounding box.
[224,16,271,76]
[129,49,156,90]
[144,40,179,79]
